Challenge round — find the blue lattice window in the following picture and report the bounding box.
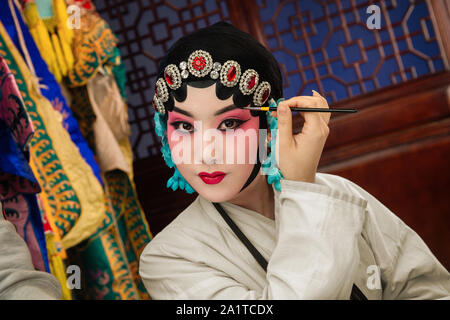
[257,0,446,104]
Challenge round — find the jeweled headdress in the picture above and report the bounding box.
[153,49,272,115]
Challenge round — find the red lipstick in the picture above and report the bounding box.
[198,171,226,184]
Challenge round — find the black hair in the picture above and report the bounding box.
[156,22,283,118]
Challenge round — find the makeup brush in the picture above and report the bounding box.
[241,106,357,113]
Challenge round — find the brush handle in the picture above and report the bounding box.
[243,106,357,113]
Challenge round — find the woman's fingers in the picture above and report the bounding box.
[297,93,329,140]
[312,90,330,125]
[276,101,293,152]
[280,95,326,137]
[275,93,330,143]
[272,92,331,183]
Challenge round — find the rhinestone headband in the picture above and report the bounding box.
[152,49,272,115]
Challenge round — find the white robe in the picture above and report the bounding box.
[0,203,61,299]
[139,173,450,299]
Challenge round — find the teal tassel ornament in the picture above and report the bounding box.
[262,98,285,192]
[154,112,195,194]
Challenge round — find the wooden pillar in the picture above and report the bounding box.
[225,0,269,48]
[427,0,450,69]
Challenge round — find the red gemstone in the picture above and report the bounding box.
[165,72,173,85]
[261,88,270,102]
[247,75,256,89]
[192,56,206,70]
[227,66,236,82]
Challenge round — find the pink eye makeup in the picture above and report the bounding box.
[169,118,249,133]
[217,118,249,131]
[213,108,254,131]
[167,111,195,133]
[217,108,259,131]
[168,107,256,133]
[169,121,195,133]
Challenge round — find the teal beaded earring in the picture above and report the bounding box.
[154,111,195,194]
[262,98,284,192]
[153,98,285,194]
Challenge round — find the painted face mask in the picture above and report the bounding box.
[152,22,285,196]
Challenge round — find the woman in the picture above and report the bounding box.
[139,22,450,299]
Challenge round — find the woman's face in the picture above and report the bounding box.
[167,83,260,202]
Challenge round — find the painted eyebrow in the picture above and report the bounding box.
[171,104,238,117]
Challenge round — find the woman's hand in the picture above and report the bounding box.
[271,90,330,183]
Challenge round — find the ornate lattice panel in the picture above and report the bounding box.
[257,0,446,104]
[94,0,231,160]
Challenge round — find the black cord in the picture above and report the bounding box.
[213,202,268,271]
[212,202,367,300]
